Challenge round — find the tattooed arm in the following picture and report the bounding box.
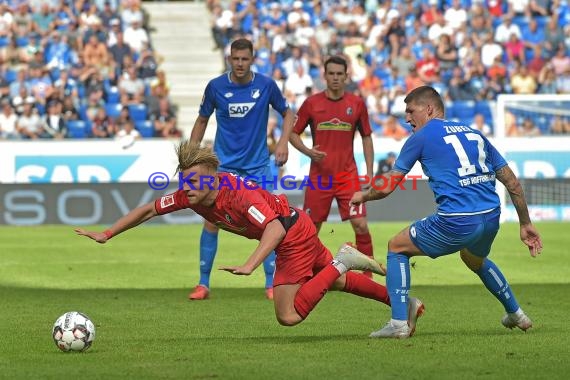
[495,165,531,225]
[495,165,543,257]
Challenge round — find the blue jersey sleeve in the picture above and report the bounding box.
[394,132,424,174]
[486,138,508,172]
[199,81,216,118]
[267,80,288,115]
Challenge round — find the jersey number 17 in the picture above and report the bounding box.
[444,133,490,177]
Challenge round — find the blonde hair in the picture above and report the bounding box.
[176,140,219,173]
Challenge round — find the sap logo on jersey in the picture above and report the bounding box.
[228,102,255,118]
[14,155,138,183]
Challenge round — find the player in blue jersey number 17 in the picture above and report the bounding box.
[350,86,543,338]
[188,38,295,301]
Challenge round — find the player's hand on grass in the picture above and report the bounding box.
[308,145,327,162]
[219,265,254,275]
[350,191,366,206]
[74,228,109,244]
[520,224,543,258]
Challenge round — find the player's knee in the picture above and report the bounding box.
[331,275,346,290]
[352,223,368,235]
[349,216,367,232]
[387,236,399,251]
[203,220,219,233]
[460,250,483,271]
[276,313,301,326]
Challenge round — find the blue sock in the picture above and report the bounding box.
[198,228,218,288]
[262,251,276,288]
[476,258,520,313]
[386,251,410,321]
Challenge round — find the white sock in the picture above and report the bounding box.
[391,319,407,328]
[331,260,348,275]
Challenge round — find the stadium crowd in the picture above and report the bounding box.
[0,0,180,140]
[207,0,570,136]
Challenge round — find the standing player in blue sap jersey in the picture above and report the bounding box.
[350,86,543,338]
[188,38,295,301]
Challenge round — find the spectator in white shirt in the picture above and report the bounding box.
[16,97,48,139]
[123,19,149,53]
[284,64,313,110]
[444,0,468,31]
[481,33,504,68]
[495,14,522,44]
[0,99,18,139]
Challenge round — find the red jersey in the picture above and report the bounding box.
[293,91,372,181]
[154,173,292,240]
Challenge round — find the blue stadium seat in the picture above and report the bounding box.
[535,115,549,132]
[445,101,456,119]
[535,16,548,29]
[16,36,29,47]
[373,68,391,81]
[474,101,493,120]
[78,103,88,121]
[440,69,453,84]
[513,16,529,30]
[492,17,502,29]
[135,120,155,137]
[128,104,148,122]
[77,84,86,99]
[36,103,46,116]
[67,120,89,138]
[4,69,17,83]
[451,100,476,119]
[105,103,123,119]
[50,68,61,82]
[106,86,120,103]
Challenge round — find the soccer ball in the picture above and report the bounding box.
[52,311,96,352]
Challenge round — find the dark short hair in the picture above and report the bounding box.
[324,55,347,73]
[404,86,444,113]
[230,38,254,55]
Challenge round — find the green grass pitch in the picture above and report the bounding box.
[0,222,568,379]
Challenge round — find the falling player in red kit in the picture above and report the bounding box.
[75,141,424,332]
[290,55,376,277]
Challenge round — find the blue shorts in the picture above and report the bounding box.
[409,208,501,258]
[219,165,275,192]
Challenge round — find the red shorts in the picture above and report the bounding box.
[303,183,367,223]
[273,211,333,286]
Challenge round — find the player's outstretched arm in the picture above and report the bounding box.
[495,165,543,257]
[350,169,405,206]
[74,202,159,244]
[219,219,285,275]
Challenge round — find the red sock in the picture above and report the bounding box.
[343,272,390,305]
[356,232,373,258]
[293,264,341,319]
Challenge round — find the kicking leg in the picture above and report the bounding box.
[461,249,532,331]
[275,243,385,326]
